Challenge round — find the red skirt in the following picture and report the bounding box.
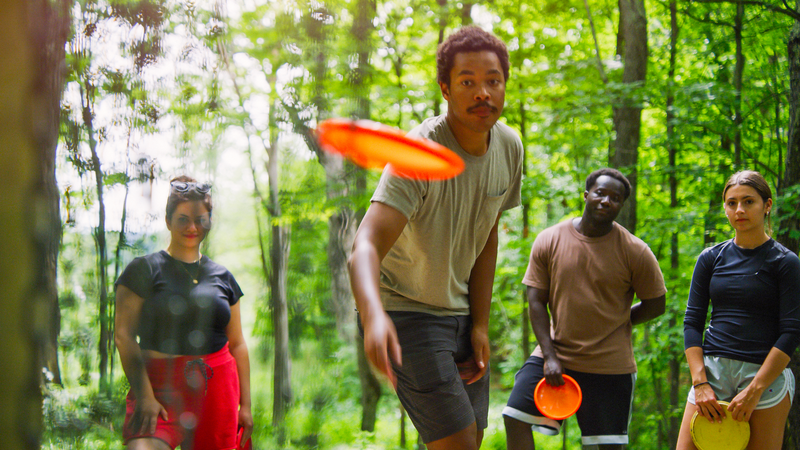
[123,343,240,450]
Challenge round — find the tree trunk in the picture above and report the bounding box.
[781,12,800,254]
[609,0,648,234]
[357,332,382,431]
[31,0,71,387]
[519,95,531,359]
[1,0,65,446]
[733,3,745,168]
[324,154,358,342]
[782,12,800,449]
[461,1,472,24]
[271,222,292,437]
[434,0,449,117]
[666,3,682,448]
[268,97,293,440]
[350,0,384,432]
[304,4,360,344]
[84,87,111,395]
[111,176,130,384]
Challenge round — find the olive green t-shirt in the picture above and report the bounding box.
[525,220,667,374]
[372,115,523,316]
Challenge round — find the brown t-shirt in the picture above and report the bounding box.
[524,219,666,374]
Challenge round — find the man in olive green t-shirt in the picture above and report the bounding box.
[349,26,522,450]
[503,168,667,450]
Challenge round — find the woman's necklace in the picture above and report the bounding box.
[167,249,202,284]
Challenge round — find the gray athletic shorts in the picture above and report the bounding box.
[360,311,489,443]
[688,355,795,409]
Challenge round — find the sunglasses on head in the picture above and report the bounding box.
[170,181,211,195]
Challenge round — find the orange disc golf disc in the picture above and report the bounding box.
[315,118,464,180]
[534,375,583,420]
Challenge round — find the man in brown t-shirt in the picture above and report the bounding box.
[503,168,667,450]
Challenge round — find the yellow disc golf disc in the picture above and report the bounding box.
[690,401,750,450]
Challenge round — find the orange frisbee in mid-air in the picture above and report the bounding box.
[315,118,464,180]
[534,375,583,420]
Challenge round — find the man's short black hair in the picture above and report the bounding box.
[585,168,632,200]
[436,26,510,86]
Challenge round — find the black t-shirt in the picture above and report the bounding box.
[115,250,243,356]
[684,239,800,364]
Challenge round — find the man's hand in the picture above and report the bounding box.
[363,311,402,388]
[542,355,564,387]
[459,326,490,384]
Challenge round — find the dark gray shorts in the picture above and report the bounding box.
[361,311,489,443]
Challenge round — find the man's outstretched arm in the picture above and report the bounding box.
[348,201,408,387]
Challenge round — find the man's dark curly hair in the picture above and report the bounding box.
[585,168,632,200]
[436,26,510,86]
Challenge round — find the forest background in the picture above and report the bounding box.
[3,0,800,449]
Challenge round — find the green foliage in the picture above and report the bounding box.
[52,0,800,447]
[42,380,128,450]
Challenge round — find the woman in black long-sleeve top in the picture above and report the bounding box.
[676,170,800,450]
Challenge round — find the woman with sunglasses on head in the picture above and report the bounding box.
[676,170,800,450]
[115,175,252,450]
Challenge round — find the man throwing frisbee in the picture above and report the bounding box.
[503,169,667,449]
[349,26,522,450]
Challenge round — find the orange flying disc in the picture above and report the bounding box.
[534,375,583,420]
[315,118,464,180]
[690,401,750,450]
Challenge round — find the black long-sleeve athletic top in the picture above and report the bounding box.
[684,239,800,364]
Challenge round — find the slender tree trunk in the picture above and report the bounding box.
[733,3,745,167]
[461,1,472,24]
[773,52,784,179]
[82,81,111,396]
[585,0,609,84]
[270,222,292,436]
[350,0,384,432]
[519,94,531,359]
[666,4,682,448]
[267,96,293,440]
[434,0,449,117]
[111,155,134,385]
[609,0,648,234]
[357,332,383,431]
[324,154,358,341]
[32,0,71,387]
[400,405,407,447]
[647,328,667,446]
[782,9,800,449]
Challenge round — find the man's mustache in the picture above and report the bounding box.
[467,102,497,112]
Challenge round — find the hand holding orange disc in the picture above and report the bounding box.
[534,374,582,420]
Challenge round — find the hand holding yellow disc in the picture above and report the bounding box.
[690,401,750,450]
